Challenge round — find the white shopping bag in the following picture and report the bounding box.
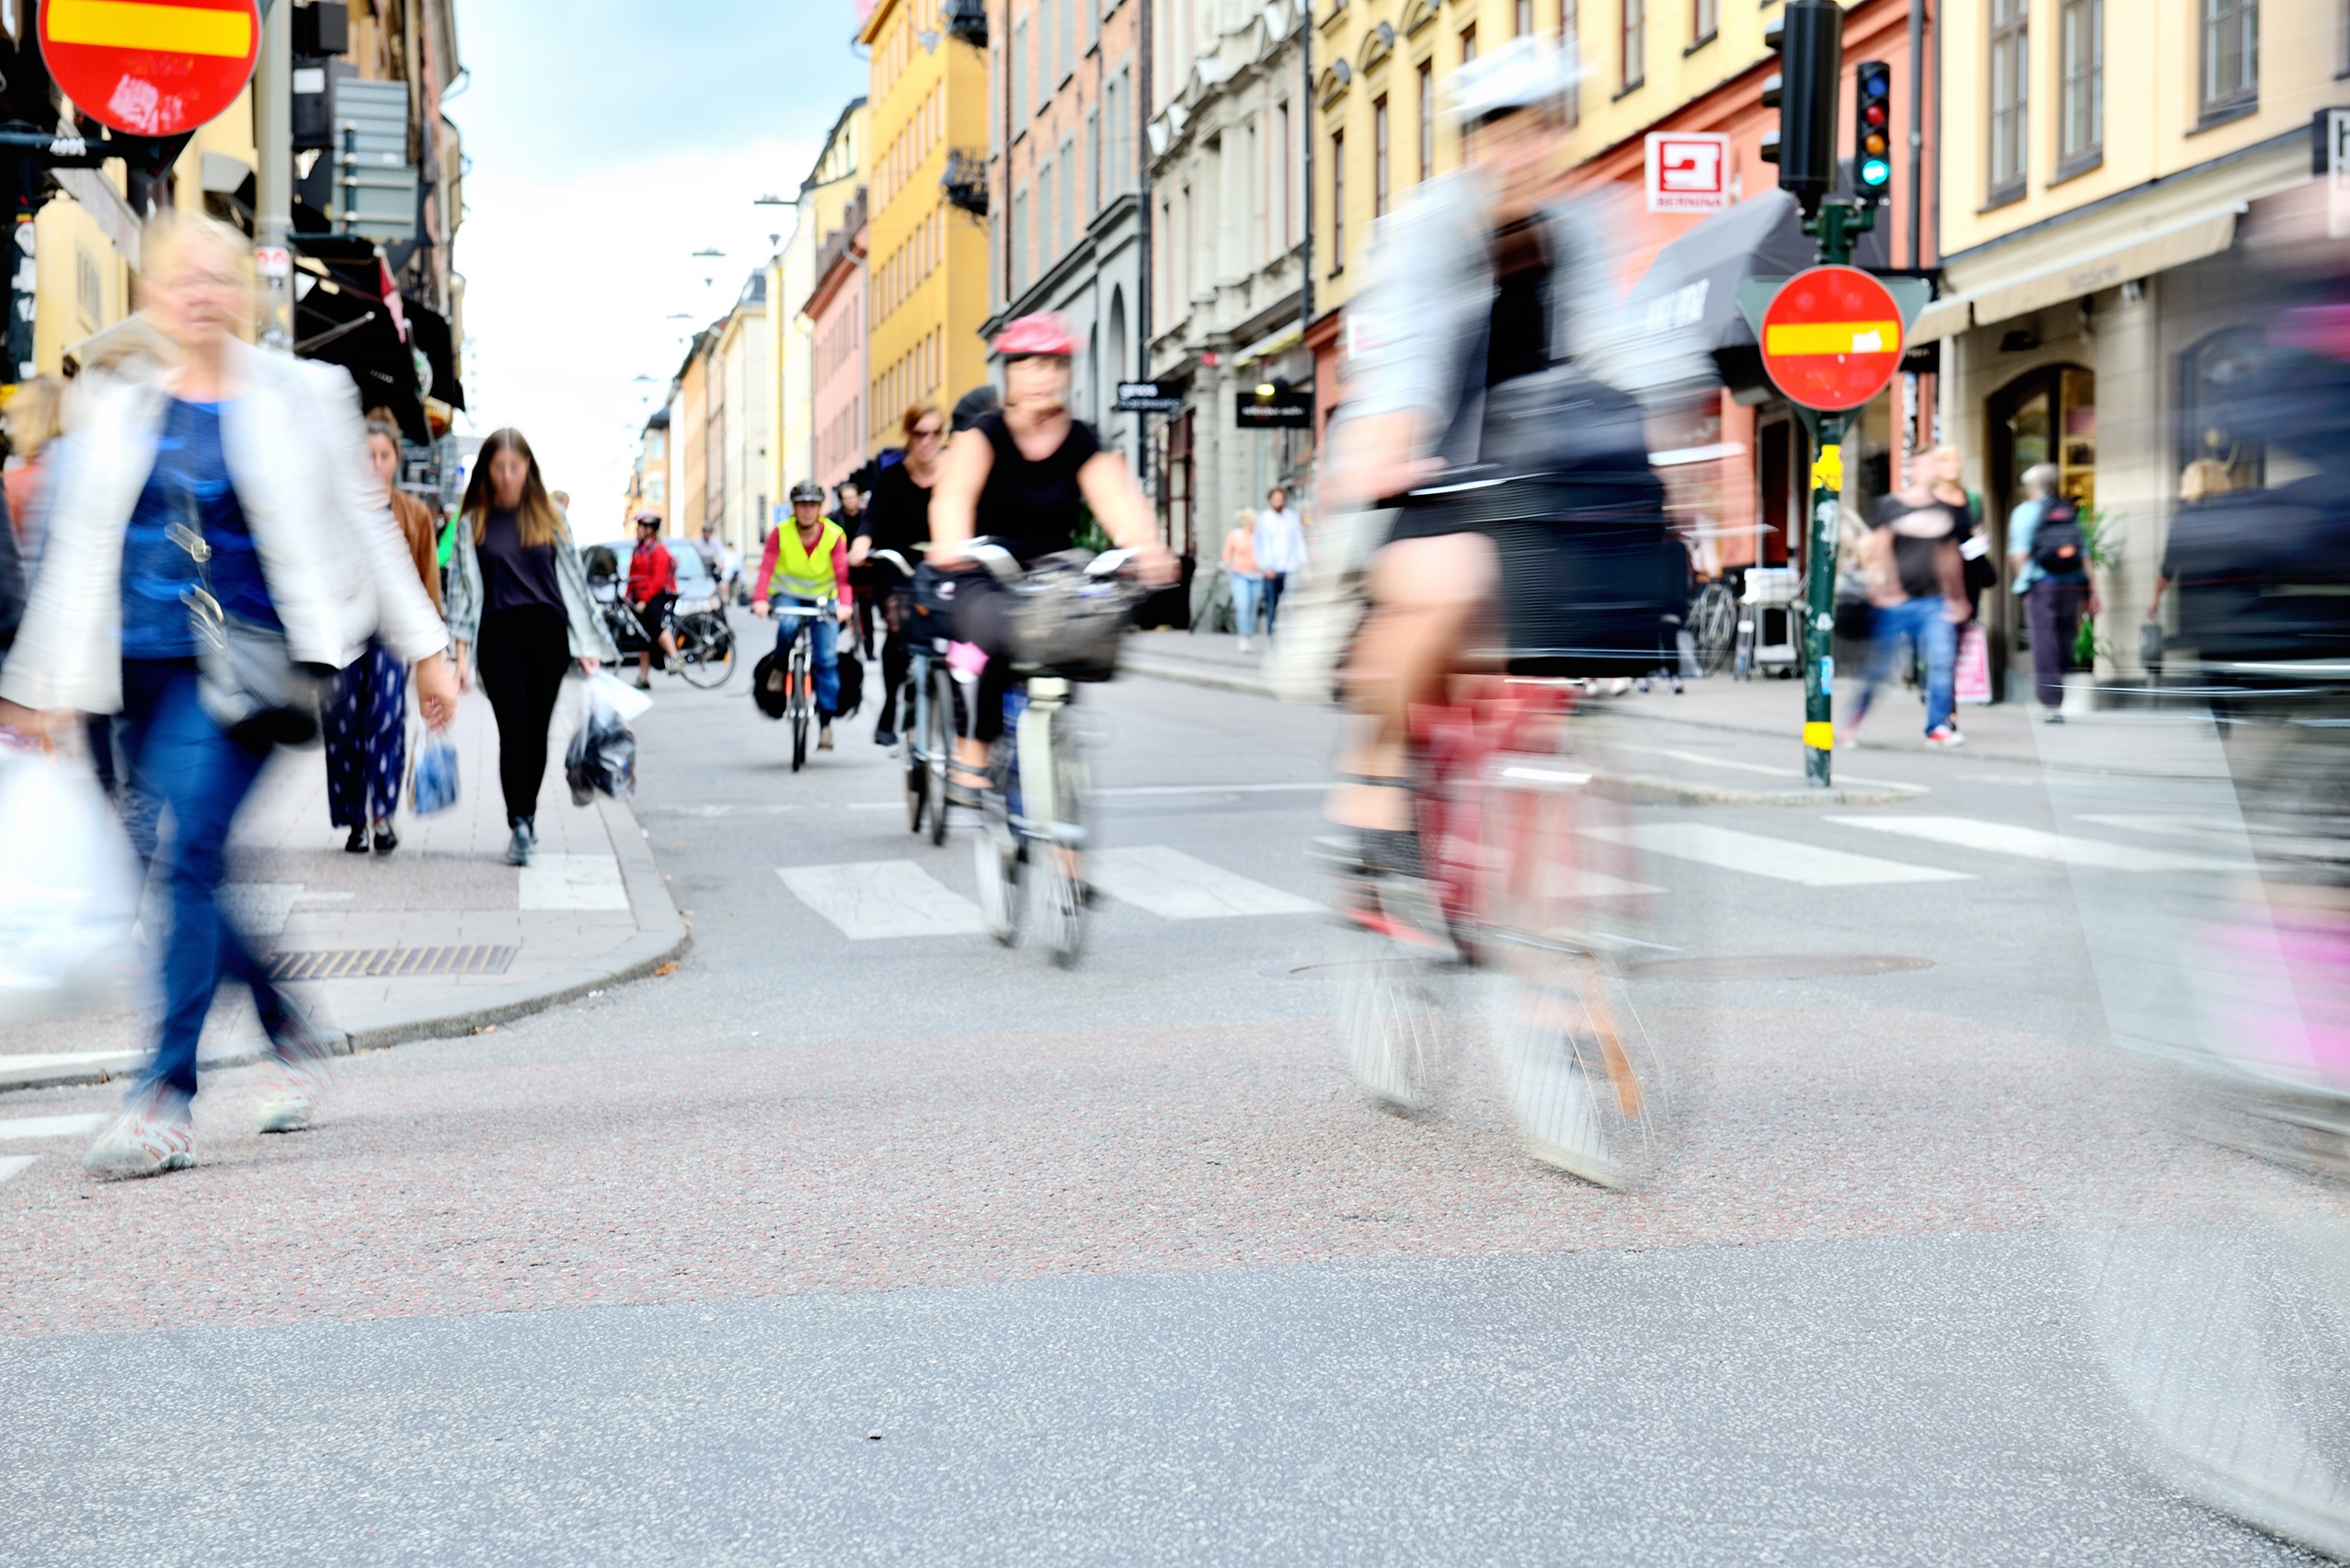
[587,670,653,724]
[0,739,143,1025]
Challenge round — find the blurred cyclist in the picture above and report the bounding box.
[751,479,853,751]
[1318,38,1707,874]
[929,313,1175,798]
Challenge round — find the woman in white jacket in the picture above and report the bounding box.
[0,212,457,1178]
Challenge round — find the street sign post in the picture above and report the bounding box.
[39,0,261,138]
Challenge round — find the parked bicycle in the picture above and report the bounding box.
[584,542,736,688]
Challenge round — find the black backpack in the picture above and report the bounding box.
[750,650,788,718]
[2031,499,2089,576]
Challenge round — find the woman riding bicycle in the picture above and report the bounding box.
[847,404,944,747]
[751,479,853,752]
[1319,39,1709,876]
[927,313,1175,800]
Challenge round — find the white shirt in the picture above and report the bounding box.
[1253,507,1307,576]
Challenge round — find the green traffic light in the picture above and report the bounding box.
[1860,158,1891,188]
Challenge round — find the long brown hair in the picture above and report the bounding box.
[463,427,566,548]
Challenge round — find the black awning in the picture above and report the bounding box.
[1622,191,1814,395]
[405,302,465,411]
[295,277,427,444]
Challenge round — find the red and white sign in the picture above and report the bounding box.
[1644,132,1731,214]
[39,0,260,138]
[1759,265,1906,412]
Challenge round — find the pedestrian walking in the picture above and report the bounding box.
[445,427,617,867]
[322,418,445,854]
[1253,485,1306,636]
[0,212,457,1173]
[1845,452,1972,748]
[2008,463,2098,721]
[5,374,63,573]
[847,406,941,745]
[625,511,681,690]
[1221,510,1265,650]
[2145,459,2237,625]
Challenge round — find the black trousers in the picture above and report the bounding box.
[476,605,571,826]
[2023,578,2089,710]
[874,590,914,732]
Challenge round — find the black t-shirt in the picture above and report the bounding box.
[973,409,1101,562]
[1867,494,1968,602]
[477,508,565,614]
[857,461,934,568]
[1485,221,1553,389]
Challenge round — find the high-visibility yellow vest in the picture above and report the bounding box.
[769,519,843,600]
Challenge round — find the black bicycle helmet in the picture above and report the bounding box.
[950,383,1001,434]
[787,479,825,505]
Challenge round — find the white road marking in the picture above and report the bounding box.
[518,853,632,911]
[1825,815,2238,872]
[1086,846,1324,918]
[0,1154,39,1185]
[1612,743,1925,793]
[0,1114,107,1142]
[1095,783,1328,796]
[1584,823,1972,886]
[1565,868,1665,897]
[778,862,990,939]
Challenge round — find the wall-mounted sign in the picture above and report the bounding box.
[1235,381,1312,430]
[1645,132,1731,215]
[1115,380,1184,413]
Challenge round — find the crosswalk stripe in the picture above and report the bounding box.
[1825,815,2237,872]
[1087,846,1323,919]
[0,1154,39,1185]
[1584,823,1972,886]
[778,861,990,939]
[0,1114,108,1142]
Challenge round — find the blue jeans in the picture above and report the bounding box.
[1852,597,1958,735]
[1229,573,1263,636]
[118,659,288,1104]
[772,596,841,716]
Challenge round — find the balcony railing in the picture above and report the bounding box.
[941,149,989,216]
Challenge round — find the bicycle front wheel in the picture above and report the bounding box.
[676,612,735,687]
[925,662,955,847]
[1490,948,1663,1188]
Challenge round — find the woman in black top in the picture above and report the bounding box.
[930,314,1174,787]
[848,404,946,745]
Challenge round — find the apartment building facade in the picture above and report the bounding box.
[808,189,872,493]
[774,98,868,514]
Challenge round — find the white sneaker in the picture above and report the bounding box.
[1236,637,1252,653]
[254,1070,318,1134]
[84,1099,195,1177]
[820,722,835,751]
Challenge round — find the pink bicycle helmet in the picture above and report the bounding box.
[993,312,1076,359]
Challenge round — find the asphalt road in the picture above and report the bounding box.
[4,639,2345,1565]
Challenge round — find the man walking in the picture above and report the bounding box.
[2008,463,2097,721]
[1846,455,1971,748]
[1253,486,1306,637]
[626,511,681,690]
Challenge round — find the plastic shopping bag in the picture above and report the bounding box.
[1955,623,1992,705]
[0,738,143,1026]
[408,727,460,816]
[565,672,639,805]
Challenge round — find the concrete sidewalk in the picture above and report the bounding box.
[0,681,688,1093]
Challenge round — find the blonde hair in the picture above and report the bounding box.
[2181,459,2236,504]
[139,211,257,341]
[4,375,63,457]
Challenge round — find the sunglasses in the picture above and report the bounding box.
[911,424,944,440]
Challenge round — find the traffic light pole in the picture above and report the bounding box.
[1796,199,1876,788]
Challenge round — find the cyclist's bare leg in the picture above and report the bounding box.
[1329,532,1498,831]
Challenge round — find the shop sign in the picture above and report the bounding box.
[1757,265,1904,412]
[1645,132,1731,215]
[1115,380,1184,413]
[40,0,261,137]
[1235,382,1312,429]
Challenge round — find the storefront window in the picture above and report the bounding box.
[2179,325,2267,493]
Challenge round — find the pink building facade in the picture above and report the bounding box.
[808,189,870,494]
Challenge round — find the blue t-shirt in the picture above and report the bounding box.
[120,399,278,658]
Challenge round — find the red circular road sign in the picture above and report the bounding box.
[1759,265,1906,413]
[40,0,260,138]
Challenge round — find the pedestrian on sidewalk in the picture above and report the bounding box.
[625,511,681,690]
[2007,463,2097,721]
[445,428,617,868]
[1221,510,1265,651]
[0,212,458,1174]
[1253,486,1306,636]
[322,418,445,855]
[1846,454,1971,748]
[847,406,941,746]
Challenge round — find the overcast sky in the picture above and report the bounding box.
[447,0,870,530]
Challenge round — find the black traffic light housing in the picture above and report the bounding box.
[1853,59,1894,205]
[1758,0,1843,215]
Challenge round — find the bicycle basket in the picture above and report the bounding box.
[1009,555,1139,681]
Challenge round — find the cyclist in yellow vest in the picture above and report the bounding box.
[751,479,854,750]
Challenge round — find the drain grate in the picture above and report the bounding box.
[264,945,519,982]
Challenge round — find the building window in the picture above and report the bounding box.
[1086,111,1100,216]
[1562,0,1580,125]
[1372,96,1390,218]
[2058,0,2102,171]
[1060,138,1076,252]
[1988,0,2028,202]
[1039,158,1057,269]
[2200,0,2258,120]
[1516,0,1532,35]
[1417,61,1434,181]
[1060,0,1075,82]
[1691,0,1715,45]
[1621,0,1643,90]
[1330,128,1346,272]
[1013,17,1030,125]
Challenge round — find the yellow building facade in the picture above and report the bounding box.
[861,0,992,453]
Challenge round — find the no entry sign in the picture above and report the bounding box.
[1758,265,1905,412]
[40,0,261,138]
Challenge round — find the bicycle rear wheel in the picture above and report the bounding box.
[1329,886,1456,1112]
[676,612,735,687]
